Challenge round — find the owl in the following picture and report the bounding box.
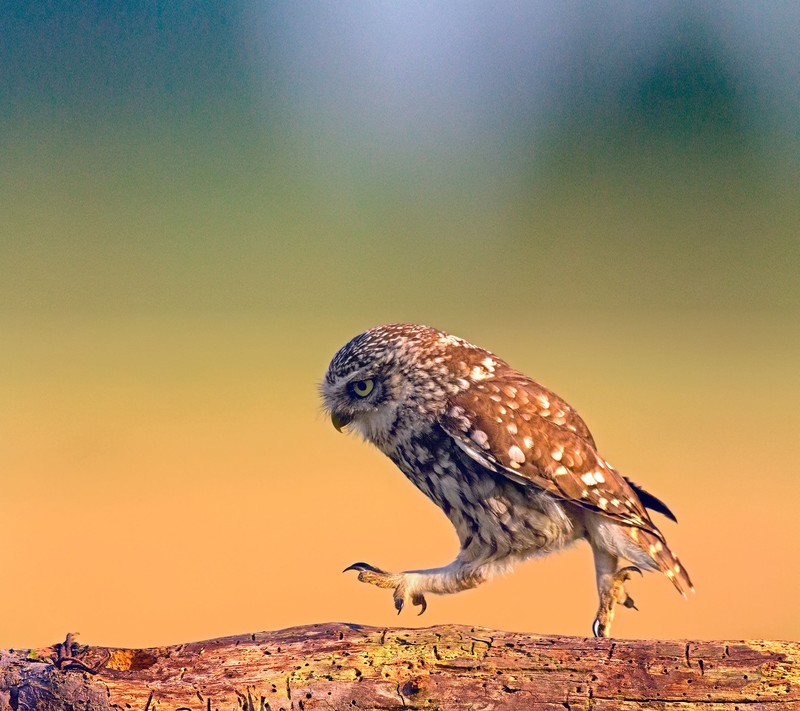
[321,324,693,637]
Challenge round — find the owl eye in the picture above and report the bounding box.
[349,378,375,398]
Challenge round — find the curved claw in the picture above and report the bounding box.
[621,595,638,611]
[618,565,643,580]
[343,562,387,574]
[592,618,603,638]
[394,592,427,616]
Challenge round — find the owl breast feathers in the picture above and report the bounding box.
[322,323,692,636]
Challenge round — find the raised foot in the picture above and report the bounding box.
[343,562,428,616]
[593,566,642,638]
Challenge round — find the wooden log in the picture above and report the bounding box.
[0,624,797,710]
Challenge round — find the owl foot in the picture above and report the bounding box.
[592,566,642,638]
[343,563,428,616]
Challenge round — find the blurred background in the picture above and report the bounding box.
[1,1,798,648]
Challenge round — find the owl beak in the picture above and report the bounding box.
[331,411,353,432]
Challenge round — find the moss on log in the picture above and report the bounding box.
[0,623,797,710]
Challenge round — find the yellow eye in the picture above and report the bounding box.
[350,379,375,398]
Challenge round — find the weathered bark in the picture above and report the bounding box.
[0,624,797,710]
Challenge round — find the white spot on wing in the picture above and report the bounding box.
[508,445,525,464]
[470,366,489,381]
[471,429,489,448]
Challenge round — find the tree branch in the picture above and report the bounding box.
[0,623,797,709]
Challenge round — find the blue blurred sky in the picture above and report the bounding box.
[1,2,798,320]
[4,2,798,147]
[248,3,799,154]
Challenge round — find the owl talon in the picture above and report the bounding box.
[413,593,427,616]
[345,565,427,616]
[593,565,643,637]
[393,589,427,615]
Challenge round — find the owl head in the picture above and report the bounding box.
[321,324,475,446]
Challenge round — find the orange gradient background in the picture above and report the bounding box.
[1,3,798,648]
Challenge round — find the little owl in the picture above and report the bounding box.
[321,324,692,636]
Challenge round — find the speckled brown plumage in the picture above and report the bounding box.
[321,323,693,637]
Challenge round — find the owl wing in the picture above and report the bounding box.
[439,374,659,536]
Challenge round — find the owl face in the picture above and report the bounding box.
[321,324,465,445]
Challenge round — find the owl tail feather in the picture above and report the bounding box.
[632,527,694,597]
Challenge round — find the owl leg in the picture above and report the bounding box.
[591,548,641,638]
[344,560,489,615]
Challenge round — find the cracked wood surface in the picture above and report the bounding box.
[0,623,797,710]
